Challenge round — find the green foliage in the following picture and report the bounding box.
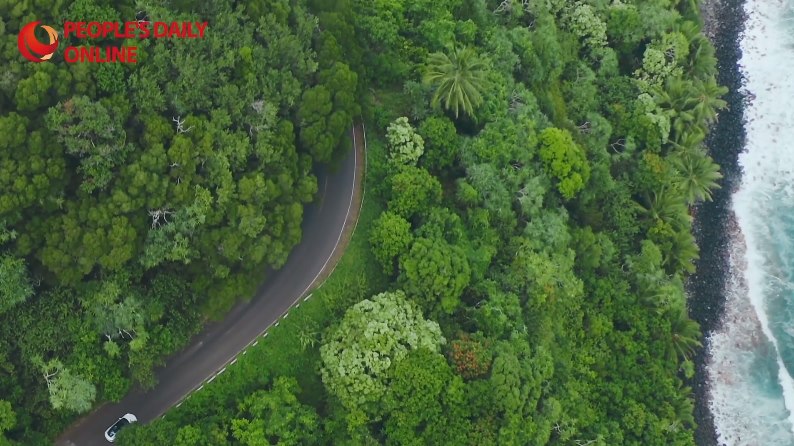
[399,237,471,314]
[670,148,723,204]
[381,348,469,444]
[387,166,443,217]
[424,46,489,119]
[231,377,321,446]
[369,211,413,275]
[298,62,359,162]
[5,0,724,442]
[0,255,32,314]
[538,127,591,199]
[385,117,424,165]
[45,96,130,193]
[33,357,97,414]
[0,400,15,436]
[140,186,213,269]
[563,2,608,55]
[0,0,361,440]
[664,306,702,366]
[319,290,445,414]
[417,115,458,171]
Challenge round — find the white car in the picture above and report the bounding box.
[104,413,137,442]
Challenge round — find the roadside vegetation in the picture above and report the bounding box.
[0,0,358,443]
[124,0,723,444]
[1,0,727,444]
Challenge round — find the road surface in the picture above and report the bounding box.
[56,124,365,446]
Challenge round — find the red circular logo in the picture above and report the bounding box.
[18,21,59,62]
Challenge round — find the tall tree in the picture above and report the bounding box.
[319,290,445,415]
[0,255,33,314]
[382,348,470,445]
[231,377,321,446]
[45,96,131,193]
[664,306,702,365]
[423,46,489,118]
[670,147,722,204]
[369,211,413,275]
[386,117,425,166]
[538,127,591,199]
[399,237,471,314]
[33,357,96,413]
[388,166,443,218]
[636,187,688,228]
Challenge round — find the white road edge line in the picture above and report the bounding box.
[295,124,358,301]
[159,124,365,420]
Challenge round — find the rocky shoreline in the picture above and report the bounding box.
[689,0,748,444]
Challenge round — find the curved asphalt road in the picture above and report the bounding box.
[56,124,364,446]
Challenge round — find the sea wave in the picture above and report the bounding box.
[707,0,794,444]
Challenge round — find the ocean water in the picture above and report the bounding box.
[706,0,794,444]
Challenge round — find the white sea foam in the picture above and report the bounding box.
[707,0,794,444]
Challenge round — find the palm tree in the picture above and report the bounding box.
[636,187,689,228]
[653,78,699,142]
[664,305,702,364]
[670,148,723,204]
[692,77,728,124]
[672,20,717,79]
[667,382,696,428]
[423,46,489,119]
[655,77,727,134]
[685,34,718,80]
[664,228,700,274]
[668,126,705,152]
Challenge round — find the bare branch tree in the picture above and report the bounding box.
[494,0,530,14]
[41,363,60,389]
[148,208,174,229]
[609,138,626,153]
[509,89,525,113]
[172,116,193,134]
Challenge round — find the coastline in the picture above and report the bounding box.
[689,0,747,444]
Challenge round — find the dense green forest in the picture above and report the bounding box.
[0,0,727,444]
[0,0,359,443]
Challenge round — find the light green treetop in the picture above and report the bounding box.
[319,290,445,414]
[33,357,96,413]
[0,255,33,314]
[386,117,425,166]
[538,127,591,199]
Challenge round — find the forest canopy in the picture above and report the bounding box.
[0,0,359,442]
[0,0,726,445]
